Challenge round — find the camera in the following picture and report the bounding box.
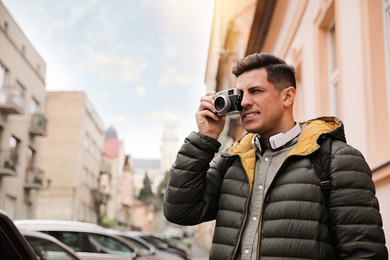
[213,88,243,117]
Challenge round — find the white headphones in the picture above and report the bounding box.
[252,123,301,152]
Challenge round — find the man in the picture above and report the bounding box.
[163,53,388,259]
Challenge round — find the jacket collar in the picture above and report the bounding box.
[227,116,345,157]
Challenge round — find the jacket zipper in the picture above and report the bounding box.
[232,155,253,259]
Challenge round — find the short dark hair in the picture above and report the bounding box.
[232,53,296,91]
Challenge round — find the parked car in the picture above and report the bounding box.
[21,230,81,260]
[14,219,152,260]
[105,228,183,260]
[128,231,191,260]
[0,210,36,260]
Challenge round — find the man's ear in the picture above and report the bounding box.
[283,86,296,107]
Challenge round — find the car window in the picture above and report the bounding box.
[87,233,134,256]
[120,236,152,255]
[139,235,168,249]
[24,235,79,260]
[46,231,82,252]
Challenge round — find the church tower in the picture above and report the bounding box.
[160,123,179,173]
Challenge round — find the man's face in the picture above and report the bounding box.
[237,68,287,138]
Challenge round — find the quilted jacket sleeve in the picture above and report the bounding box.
[329,141,388,259]
[163,131,227,225]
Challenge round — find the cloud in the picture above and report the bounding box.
[136,86,147,97]
[82,45,147,83]
[158,67,194,89]
[46,67,77,90]
[149,110,177,122]
[68,0,97,25]
[106,114,134,126]
[161,42,179,59]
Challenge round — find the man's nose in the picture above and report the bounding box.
[240,93,251,107]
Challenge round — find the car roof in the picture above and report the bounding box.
[14,219,106,233]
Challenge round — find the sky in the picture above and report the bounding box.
[3,0,215,159]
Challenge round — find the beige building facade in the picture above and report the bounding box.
[0,1,47,219]
[204,0,390,248]
[36,91,105,223]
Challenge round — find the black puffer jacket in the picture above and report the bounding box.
[163,117,388,259]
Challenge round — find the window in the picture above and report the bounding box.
[5,136,19,170]
[327,21,340,116]
[79,203,86,221]
[384,0,390,126]
[4,195,16,219]
[3,21,8,33]
[26,147,35,168]
[0,63,8,87]
[13,82,25,108]
[24,235,78,260]
[22,202,32,219]
[29,97,40,114]
[86,233,134,255]
[294,61,305,121]
[0,63,9,103]
[47,231,81,252]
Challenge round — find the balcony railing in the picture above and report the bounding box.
[91,188,110,206]
[0,150,18,177]
[24,167,43,190]
[29,113,47,136]
[0,85,25,115]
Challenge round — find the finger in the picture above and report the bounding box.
[197,108,220,121]
[199,96,216,112]
[205,90,216,96]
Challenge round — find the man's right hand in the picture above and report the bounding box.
[195,91,226,140]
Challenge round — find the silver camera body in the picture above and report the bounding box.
[213,88,243,117]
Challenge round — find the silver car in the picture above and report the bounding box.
[22,230,129,260]
[14,219,149,260]
[21,230,81,260]
[105,228,183,260]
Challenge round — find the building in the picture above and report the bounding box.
[160,123,179,173]
[36,91,105,223]
[0,1,47,219]
[101,126,133,229]
[204,0,390,248]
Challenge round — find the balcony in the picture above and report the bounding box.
[0,85,24,115]
[24,167,43,190]
[29,113,47,136]
[0,150,18,177]
[91,188,110,206]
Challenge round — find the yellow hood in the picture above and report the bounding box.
[226,116,343,188]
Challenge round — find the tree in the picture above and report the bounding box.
[157,171,169,199]
[138,173,154,202]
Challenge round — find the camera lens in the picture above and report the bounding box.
[214,96,227,112]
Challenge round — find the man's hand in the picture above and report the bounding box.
[195,91,226,140]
